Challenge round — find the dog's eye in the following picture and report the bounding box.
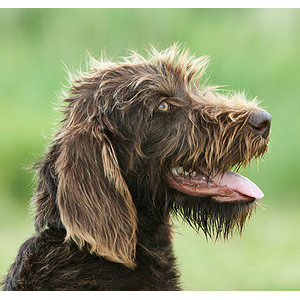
[157,101,171,111]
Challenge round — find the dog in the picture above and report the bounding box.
[2,45,271,290]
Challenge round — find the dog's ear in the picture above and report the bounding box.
[55,127,137,269]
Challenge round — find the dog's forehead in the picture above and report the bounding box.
[73,52,260,115]
[117,57,259,112]
[114,62,216,109]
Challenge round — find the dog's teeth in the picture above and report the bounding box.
[173,166,196,177]
[171,168,177,175]
[172,167,184,175]
[176,166,184,174]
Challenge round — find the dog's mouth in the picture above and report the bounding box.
[167,167,264,203]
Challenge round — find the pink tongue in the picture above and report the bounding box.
[212,171,264,200]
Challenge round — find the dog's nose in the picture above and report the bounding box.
[248,110,272,138]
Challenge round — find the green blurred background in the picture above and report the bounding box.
[0,8,299,291]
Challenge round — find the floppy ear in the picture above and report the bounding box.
[55,128,137,269]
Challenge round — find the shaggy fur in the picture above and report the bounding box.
[2,45,271,291]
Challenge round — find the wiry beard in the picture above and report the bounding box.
[171,192,257,239]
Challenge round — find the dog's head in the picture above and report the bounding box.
[33,45,271,269]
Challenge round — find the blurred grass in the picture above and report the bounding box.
[0,8,300,290]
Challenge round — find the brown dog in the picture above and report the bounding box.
[2,45,271,290]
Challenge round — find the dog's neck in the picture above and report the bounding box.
[130,186,174,249]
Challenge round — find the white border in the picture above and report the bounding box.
[1,2,300,8]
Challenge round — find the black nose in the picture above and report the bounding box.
[248,110,272,138]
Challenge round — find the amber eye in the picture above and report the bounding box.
[157,101,171,111]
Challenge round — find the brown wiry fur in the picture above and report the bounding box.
[2,45,270,290]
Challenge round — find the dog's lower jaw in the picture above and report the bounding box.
[170,188,256,239]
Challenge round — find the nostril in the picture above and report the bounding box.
[248,110,272,138]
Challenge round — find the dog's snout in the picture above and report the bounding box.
[248,110,272,138]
